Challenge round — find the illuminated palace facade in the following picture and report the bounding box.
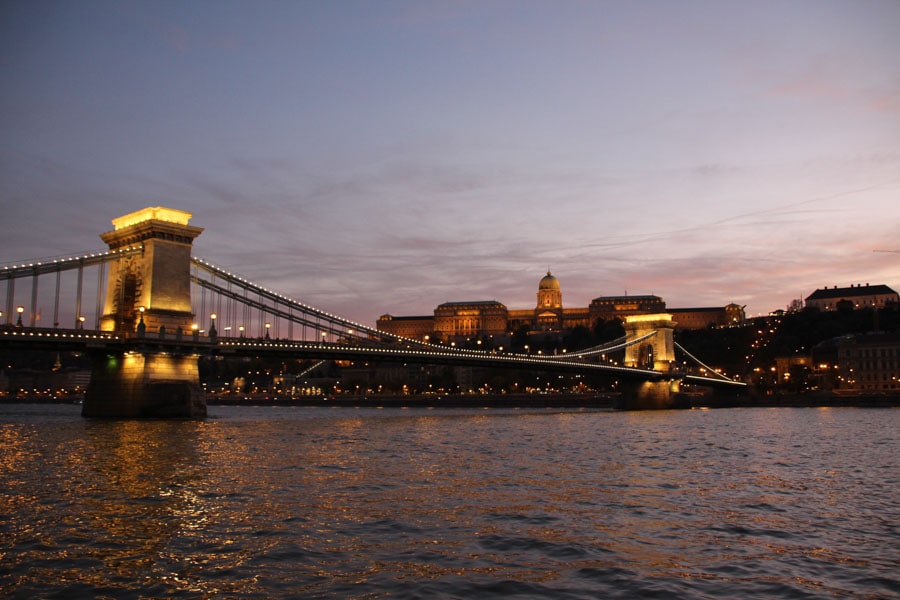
[377,271,745,343]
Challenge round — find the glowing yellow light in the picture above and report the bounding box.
[624,313,673,324]
[111,206,192,230]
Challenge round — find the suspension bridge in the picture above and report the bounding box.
[1,207,744,416]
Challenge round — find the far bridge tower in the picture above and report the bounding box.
[621,313,680,409]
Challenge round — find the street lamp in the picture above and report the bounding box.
[77,316,85,330]
[265,322,271,340]
[16,306,24,327]
[239,325,245,338]
[209,313,218,339]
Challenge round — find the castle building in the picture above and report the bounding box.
[805,284,899,311]
[507,272,591,334]
[589,294,666,323]
[668,304,746,329]
[374,314,433,340]
[376,271,744,342]
[433,301,508,340]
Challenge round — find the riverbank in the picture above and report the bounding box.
[207,391,900,409]
[692,393,900,409]
[3,392,897,409]
[208,392,621,409]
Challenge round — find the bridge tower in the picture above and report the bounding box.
[98,207,203,334]
[620,313,680,409]
[83,207,206,418]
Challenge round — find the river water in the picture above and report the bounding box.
[1,404,897,599]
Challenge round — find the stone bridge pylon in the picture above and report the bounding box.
[84,207,206,418]
[620,313,681,409]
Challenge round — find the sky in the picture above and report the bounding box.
[1,0,899,326]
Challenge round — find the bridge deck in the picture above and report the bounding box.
[1,326,748,388]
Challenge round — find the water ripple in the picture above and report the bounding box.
[1,405,897,599]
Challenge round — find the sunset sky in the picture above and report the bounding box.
[2,1,899,325]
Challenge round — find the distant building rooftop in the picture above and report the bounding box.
[591,294,662,303]
[806,284,897,301]
[378,315,432,321]
[437,300,506,308]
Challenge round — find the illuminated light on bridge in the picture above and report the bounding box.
[111,206,193,230]
[1,329,121,341]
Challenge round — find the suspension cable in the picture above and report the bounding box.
[192,257,428,347]
[562,332,657,359]
[674,340,739,382]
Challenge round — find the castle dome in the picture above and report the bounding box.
[538,271,560,291]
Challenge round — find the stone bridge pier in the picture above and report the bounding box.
[83,207,206,418]
[618,313,681,410]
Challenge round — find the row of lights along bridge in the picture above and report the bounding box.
[1,306,340,341]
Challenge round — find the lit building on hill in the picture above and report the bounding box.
[805,284,899,311]
[434,301,508,340]
[668,304,746,329]
[589,294,666,324]
[377,271,744,342]
[374,314,433,340]
[506,272,591,334]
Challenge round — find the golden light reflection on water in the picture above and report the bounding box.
[1,406,897,598]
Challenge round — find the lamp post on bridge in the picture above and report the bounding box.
[16,306,24,327]
[209,313,217,342]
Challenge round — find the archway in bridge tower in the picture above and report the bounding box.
[118,271,139,333]
[101,255,141,333]
[638,343,654,369]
